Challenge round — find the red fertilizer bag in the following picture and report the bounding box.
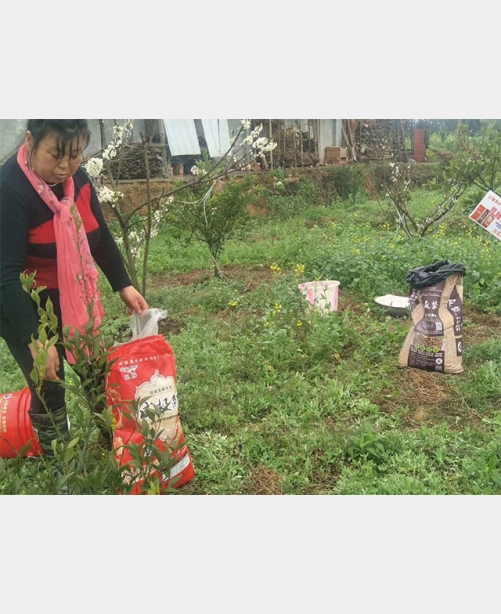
[106,308,195,493]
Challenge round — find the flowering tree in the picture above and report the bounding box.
[441,121,501,211]
[377,160,469,239]
[376,123,501,239]
[84,119,277,290]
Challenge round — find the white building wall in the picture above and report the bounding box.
[318,119,343,164]
[0,119,27,161]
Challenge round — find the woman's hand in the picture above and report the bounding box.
[119,285,149,315]
[28,340,60,381]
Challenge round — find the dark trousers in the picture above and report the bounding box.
[0,292,106,416]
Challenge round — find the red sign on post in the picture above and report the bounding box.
[469,190,501,240]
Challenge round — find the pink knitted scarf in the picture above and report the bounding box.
[17,144,105,363]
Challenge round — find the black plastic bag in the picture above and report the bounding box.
[406,260,466,290]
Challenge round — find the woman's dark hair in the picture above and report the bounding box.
[26,119,91,159]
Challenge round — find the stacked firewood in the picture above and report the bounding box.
[355,119,407,162]
[101,144,166,180]
[255,120,320,167]
[273,148,319,167]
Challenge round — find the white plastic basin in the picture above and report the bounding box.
[374,294,410,317]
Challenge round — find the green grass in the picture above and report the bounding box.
[3,181,501,494]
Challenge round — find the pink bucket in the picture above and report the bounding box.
[298,280,340,314]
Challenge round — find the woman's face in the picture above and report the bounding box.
[25,131,85,184]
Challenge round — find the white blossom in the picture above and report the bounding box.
[241,119,251,130]
[98,186,123,206]
[103,119,133,160]
[103,147,116,161]
[84,158,103,178]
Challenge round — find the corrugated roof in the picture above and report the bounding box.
[201,119,231,158]
[163,119,201,156]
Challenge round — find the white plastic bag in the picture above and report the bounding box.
[130,308,168,340]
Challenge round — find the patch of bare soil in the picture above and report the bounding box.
[242,466,283,495]
[338,291,371,316]
[150,264,274,293]
[157,318,185,337]
[463,306,501,345]
[373,306,501,429]
[152,269,212,289]
[377,368,472,428]
[221,264,275,292]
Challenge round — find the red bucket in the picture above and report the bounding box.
[0,388,42,458]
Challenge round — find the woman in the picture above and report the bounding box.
[0,119,148,456]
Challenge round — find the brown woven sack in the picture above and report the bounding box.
[398,272,464,374]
